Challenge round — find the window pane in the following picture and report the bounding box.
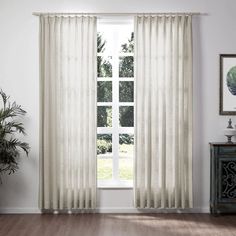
[119,56,134,77]
[120,32,134,53]
[98,81,112,102]
[119,134,134,180]
[97,56,112,78]
[97,106,112,127]
[119,106,134,127]
[119,81,134,102]
[97,134,113,180]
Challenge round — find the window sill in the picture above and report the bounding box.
[98,180,133,189]
[98,186,133,190]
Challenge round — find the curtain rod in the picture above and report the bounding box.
[32,12,203,17]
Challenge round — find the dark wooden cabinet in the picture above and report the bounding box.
[210,143,236,214]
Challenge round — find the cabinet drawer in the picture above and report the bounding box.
[218,146,236,155]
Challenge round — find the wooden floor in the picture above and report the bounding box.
[1,214,236,236]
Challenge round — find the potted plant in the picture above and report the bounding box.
[0,90,29,182]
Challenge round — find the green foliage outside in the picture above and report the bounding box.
[98,134,112,142]
[97,139,112,155]
[97,33,112,78]
[119,81,133,102]
[97,33,112,128]
[97,81,112,102]
[119,56,134,78]
[119,134,134,145]
[97,107,112,127]
[97,139,109,154]
[97,56,112,78]
[120,32,134,53]
[119,32,134,78]
[119,106,134,127]
[97,33,106,53]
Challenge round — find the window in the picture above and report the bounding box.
[97,20,134,187]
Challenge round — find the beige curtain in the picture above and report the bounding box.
[134,15,193,208]
[39,15,97,210]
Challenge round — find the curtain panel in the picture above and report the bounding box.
[134,15,193,208]
[39,15,97,210]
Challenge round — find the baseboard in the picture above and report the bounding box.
[96,207,210,213]
[0,207,209,214]
[0,208,41,214]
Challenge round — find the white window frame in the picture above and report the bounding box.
[97,19,134,187]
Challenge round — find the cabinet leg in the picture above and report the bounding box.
[210,207,221,216]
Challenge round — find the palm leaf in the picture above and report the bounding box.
[0,89,30,180]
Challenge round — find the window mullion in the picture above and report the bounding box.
[97,127,113,134]
[97,78,113,82]
[119,102,134,106]
[118,78,134,81]
[97,102,113,106]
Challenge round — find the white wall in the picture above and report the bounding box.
[0,0,236,213]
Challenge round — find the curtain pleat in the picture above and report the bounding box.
[39,15,97,210]
[134,15,193,209]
